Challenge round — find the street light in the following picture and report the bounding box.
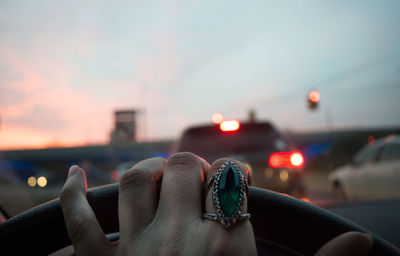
[211,113,224,124]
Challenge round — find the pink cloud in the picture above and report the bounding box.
[0,47,112,149]
[0,29,184,149]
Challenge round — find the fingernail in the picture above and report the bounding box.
[68,165,80,178]
[361,233,373,244]
[351,232,374,255]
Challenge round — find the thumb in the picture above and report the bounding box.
[60,166,116,255]
[315,231,373,256]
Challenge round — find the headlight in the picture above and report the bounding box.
[27,176,36,187]
[279,169,289,182]
[37,176,47,187]
[264,168,274,178]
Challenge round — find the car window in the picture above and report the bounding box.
[353,145,380,165]
[379,143,400,161]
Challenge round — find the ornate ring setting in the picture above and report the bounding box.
[203,160,250,229]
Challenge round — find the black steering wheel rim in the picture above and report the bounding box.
[0,184,398,255]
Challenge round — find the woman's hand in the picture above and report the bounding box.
[61,153,256,255]
[60,153,372,255]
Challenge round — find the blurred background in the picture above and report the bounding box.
[0,0,399,220]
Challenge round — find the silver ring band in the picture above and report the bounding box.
[203,213,251,221]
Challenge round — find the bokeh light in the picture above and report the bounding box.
[308,90,321,103]
[211,113,224,124]
[27,176,36,187]
[219,120,240,132]
[279,169,289,182]
[37,176,47,187]
[290,152,304,167]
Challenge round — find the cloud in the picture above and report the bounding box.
[1,0,400,149]
[0,46,113,149]
[0,22,183,148]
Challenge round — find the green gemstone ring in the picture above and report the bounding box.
[204,160,250,229]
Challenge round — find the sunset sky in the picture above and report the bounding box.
[1,1,400,149]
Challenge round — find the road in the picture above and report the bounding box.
[303,170,334,203]
[0,181,109,217]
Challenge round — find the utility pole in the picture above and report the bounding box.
[326,108,333,131]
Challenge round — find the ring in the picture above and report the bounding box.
[203,160,250,229]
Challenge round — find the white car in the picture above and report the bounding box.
[329,135,400,201]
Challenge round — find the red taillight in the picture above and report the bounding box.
[269,151,304,168]
[219,120,240,132]
[111,170,120,180]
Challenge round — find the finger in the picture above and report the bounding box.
[243,162,253,186]
[60,166,115,256]
[315,231,373,256]
[158,152,210,220]
[118,157,166,241]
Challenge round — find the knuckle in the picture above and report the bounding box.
[149,156,167,163]
[212,236,236,256]
[167,152,200,168]
[212,237,228,255]
[60,182,76,203]
[119,168,151,190]
[67,214,89,241]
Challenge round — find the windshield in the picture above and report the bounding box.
[0,0,399,247]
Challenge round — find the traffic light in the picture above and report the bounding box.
[307,90,320,110]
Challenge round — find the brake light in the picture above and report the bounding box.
[269,151,304,168]
[219,120,240,132]
[290,152,304,167]
[111,170,120,180]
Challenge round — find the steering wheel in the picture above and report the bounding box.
[0,184,398,255]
